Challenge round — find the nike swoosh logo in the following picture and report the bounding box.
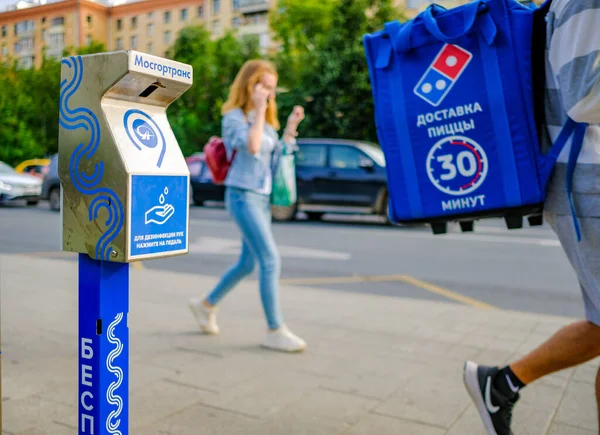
[506,374,520,394]
[485,377,500,414]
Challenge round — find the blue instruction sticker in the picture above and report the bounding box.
[129,175,188,259]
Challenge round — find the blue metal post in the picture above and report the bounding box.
[78,254,129,435]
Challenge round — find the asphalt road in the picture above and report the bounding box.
[0,200,585,320]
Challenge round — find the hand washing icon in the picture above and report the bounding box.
[145,186,175,225]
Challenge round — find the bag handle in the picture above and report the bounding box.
[393,1,497,53]
[423,2,482,42]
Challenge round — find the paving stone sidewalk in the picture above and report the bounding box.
[1,253,598,435]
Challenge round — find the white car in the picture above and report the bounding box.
[0,161,43,206]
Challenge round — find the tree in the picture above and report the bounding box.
[269,0,338,87]
[63,40,107,56]
[167,26,261,156]
[272,0,405,143]
[0,62,45,164]
[269,0,338,54]
[0,40,108,165]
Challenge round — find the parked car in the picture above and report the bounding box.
[41,154,61,211]
[0,160,43,205]
[14,158,51,179]
[186,153,226,206]
[187,139,390,223]
[272,138,390,222]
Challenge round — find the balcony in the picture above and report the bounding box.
[17,37,35,56]
[237,22,268,36]
[238,0,269,14]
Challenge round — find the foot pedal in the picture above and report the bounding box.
[528,215,543,226]
[460,221,474,232]
[431,222,447,235]
[504,215,523,230]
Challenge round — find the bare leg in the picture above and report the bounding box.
[510,321,600,384]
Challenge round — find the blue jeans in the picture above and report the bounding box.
[205,187,283,330]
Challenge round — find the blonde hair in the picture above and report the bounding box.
[221,59,280,130]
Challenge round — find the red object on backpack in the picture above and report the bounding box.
[204,136,236,185]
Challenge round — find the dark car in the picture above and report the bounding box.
[41,154,61,211]
[187,153,226,206]
[188,138,390,223]
[272,138,389,222]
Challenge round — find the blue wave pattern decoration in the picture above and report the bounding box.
[106,312,125,435]
[59,56,125,261]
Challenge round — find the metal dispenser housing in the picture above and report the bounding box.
[59,50,193,263]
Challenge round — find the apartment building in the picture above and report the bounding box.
[0,0,539,69]
[0,0,108,68]
[108,0,271,55]
[0,0,271,68]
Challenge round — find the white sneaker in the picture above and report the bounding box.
[189,297,220,335]
[263,325,307,352]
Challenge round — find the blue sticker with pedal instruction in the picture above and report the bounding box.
[129,175,188,258]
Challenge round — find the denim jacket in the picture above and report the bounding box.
[222,108,297,194]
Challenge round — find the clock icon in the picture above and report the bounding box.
[426,135,488,196]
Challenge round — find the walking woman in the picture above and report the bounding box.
[189,59,307,352]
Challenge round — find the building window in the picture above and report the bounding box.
[131,35,138,49]
[212,19,220,33]
[19,56,34,69]
[146,42,152,54]
[116,38,123,50]
[198,6,203,18]
[14,42,19,53]
[1,26,5,37]
[48,32,64,47]
[232,0,240,10]
[180,8,188,21]
[51,17,64,26]
[15,20,35,36]
[147,23,154,36]
[86,35,92,46]
[20,37,34,51]
[41,17,46,24]
[131,16,137,29]
[213,0,220,14]
[116,19,122,31]
[41,28,46,41]
[1,45,7,57]
[164,30,171,44]
[164,11,171,24]
[148,11,153,18]
[86,15,92,27]
[232,17,242,28]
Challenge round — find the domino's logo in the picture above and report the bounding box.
[414,44,472,107]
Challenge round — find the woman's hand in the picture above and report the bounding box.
[283,106,305,143]
[251,83,270,112]
[286,105,305,131]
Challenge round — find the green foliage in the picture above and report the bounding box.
[63,40,107,56]
[269,0,338,54]
[274,0,405,143]
[0,61,47,164]
[0,40,108,166]
[166,26,261,156]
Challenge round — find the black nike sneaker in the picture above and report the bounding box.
[463,361,520,435]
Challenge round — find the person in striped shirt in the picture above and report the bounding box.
[463,1,600,434]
